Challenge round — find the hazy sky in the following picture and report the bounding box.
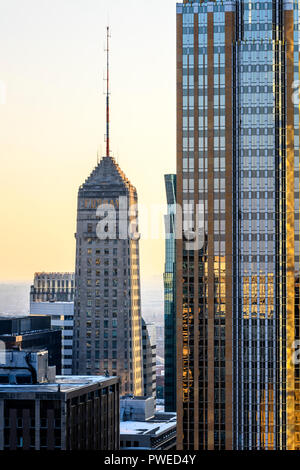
[0,0,176,292]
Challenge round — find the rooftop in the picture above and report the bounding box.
[120,412,176,437]
[0,375,117,394]
[79,155,136,194]
[34,272,74,277]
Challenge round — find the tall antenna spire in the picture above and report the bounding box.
[105,26,110,157]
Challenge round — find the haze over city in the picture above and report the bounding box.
[0,0,176,296]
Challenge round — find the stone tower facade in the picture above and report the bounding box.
[72,155,143,396]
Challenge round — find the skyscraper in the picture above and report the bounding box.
[164,174,177,412]
[72,28,143,396]
[176,0,300,450]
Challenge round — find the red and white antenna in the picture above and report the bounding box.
[105,26,111,157]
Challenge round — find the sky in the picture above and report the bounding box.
[0,0,176,295]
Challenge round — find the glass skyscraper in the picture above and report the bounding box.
[176,0,300,450]
[164,174,177,412]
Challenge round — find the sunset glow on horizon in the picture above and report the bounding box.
[0,0,176,291]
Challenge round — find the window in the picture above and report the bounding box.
[41,419,47,428]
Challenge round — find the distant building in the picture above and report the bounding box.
[30,273,74,374]
[155,325,164,363]
[0,349,120,450]
[142,320,156,401]
[30,273,75,303]
[0,316,61,374]
[175,0,300,450]
[163,174,176,412]
[120,396,176,450]
[156,365,165,401]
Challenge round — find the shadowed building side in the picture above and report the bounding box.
[164,174,177,412]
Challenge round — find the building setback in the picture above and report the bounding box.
[176,0,300,450]
[164,174,177,412]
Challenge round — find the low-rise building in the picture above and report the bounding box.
[0,349,120,450]
[120,396,176,450]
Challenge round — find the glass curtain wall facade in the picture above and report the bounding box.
[164,174,177,412]
[176,0,300,450]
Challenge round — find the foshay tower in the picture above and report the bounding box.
[72,28,143,396]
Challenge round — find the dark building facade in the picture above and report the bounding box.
[176,0,300,450]
[164,174,177,412]
[0,316,61,375]
[0,371,119,450]
[30,273,75,303]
